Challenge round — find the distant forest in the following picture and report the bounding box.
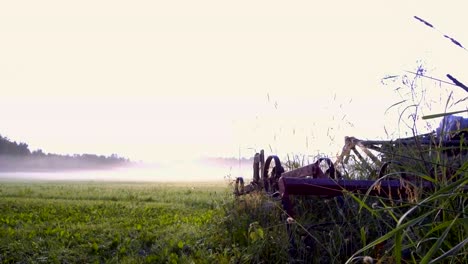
[0,134,130,172]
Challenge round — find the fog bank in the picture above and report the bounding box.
[0,160,253,182]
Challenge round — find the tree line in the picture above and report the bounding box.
[0,134,130,171]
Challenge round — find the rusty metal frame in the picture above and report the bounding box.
[278,177,433,216]
[234,134,466,258]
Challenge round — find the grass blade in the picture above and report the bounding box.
[420,215,459,264]
[422,110,468,120]
[345,209,434,264]
[429,237,468,264]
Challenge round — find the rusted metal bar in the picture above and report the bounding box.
[260,150,265,189]
[356,141,381,166]
[234,177,245,195]
[253,153,260,184]
[234,176,258,195]
[334,134,447,171]
[281,163,326,179]
[279,178,424,197]
[262,155,284,193]
[282,158,337,179]
[278,177,433,216]
[351,147,368,166]
[335,136,354,166]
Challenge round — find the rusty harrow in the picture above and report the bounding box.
[234,143,435,217]
[236,129,468,209]
[233,133,467,258]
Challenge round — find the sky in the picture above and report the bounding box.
[1,1,468,163]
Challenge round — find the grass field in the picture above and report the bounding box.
[1,175,466,263]
[0,181,232,263]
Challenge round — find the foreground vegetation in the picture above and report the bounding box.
[0,180,293,263]
[0,181,233,263]
[1,170,465,263]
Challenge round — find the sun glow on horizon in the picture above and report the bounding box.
[1,1,467,163]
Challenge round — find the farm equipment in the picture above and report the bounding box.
[235,115,468,212]
[234,115,468,259]
[235,141,432,217]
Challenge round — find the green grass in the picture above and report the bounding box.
[1,168,466,263]
[0,181,230,263]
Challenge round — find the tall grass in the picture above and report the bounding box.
[344,70,467,263]
[219,68,467,263]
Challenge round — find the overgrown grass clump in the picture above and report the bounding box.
[218,157,467,263]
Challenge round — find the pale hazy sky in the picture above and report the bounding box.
[1,1,467,162]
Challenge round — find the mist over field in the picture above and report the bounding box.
[0,160,252,182]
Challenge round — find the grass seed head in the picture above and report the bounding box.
[363,256,374,264]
